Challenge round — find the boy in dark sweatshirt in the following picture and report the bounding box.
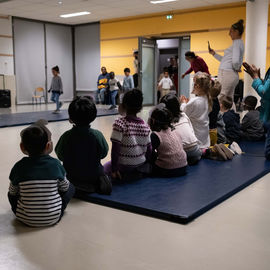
[220,96,241,143]
[241,96,265,141]
[55,96,111,195]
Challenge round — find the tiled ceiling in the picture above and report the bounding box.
[0,0,242,25]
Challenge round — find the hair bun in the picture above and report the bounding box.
[238,19,244,25]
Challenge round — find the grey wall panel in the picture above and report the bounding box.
[75,23,100,92]
[45,24,74,101]
[14,19,45,104]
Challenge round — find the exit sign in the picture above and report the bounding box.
[166,14,173,20]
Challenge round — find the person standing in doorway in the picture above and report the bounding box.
[209,19,245,101]
[48,65,63,114]
[168,57,178,95]
[133,50,139,88]
[158,70,173,100]
[95,67,110,104]
[182,51,210,79]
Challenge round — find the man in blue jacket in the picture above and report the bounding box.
[95,67,110,104]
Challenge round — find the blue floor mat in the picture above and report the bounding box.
[0,108,118,128]
[85,141,270,224]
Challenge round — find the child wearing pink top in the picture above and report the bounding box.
[148,105,187,177]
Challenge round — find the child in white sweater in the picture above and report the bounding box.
[160,94,201,165]
[158,71,173,100]
[180,72,212,148]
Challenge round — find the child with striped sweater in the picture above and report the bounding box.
[104,89,152,180]
[8,120,75,227]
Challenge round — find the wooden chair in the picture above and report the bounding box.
[32,87,45,104]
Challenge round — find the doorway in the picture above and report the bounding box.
[138,36,190,105]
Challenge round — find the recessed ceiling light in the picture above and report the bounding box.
[60,11,90,18]
[58,1,63,4]
[150,0,178,4]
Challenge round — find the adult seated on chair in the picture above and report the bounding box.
[95,67,110,104]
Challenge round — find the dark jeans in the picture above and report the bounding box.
[133,73,138,88]
[8,183,75,218]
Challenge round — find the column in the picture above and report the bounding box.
[244,0,269,97]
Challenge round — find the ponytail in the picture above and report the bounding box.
[52,65,60,73]
[193,72,213,112]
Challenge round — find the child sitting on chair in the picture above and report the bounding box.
[180,72,212,149]
[149,104,187,177]
[160,94,201,165]
[104,89,152,181]
[8,120,75,227]
[219,96,241,144]
[55,96,111,195]
[241,96,265,141]
[108,71,121,110]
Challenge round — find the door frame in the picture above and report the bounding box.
[138,37,158,106]
[138,35,190,104]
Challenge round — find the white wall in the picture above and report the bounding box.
[0,16,14,76]
[75,23,100,92]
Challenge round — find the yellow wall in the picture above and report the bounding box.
[100,2,269,77]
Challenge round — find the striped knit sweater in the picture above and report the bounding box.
[9,155,70,227]
[111,116,151,168]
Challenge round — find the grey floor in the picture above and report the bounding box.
[0,104,270,270]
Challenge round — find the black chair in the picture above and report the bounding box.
[0,89,11,108]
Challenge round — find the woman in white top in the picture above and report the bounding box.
[209,19,245,100]
[180,72,212,149]
[160,94,202,165]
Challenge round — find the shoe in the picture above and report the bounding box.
[59,102,63,109]
[96,101,100,105]
[109,105,117,110]
[52,110,60,114]
[230,142,242,155]
[219,144,234,160]
[210,144,227,161]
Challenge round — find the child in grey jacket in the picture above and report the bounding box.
[241,96,265,141]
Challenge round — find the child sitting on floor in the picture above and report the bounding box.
[265,123,270,160]
[209,80,222,146]
[8,120,75,227]
[241,96,265,141]
[104,89,152,181]
[180,72,212,148]
[160,94,201,165]
[220,96,241,143]
[55,96,111,195]
[149,104,187,177]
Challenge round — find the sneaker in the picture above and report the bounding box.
[211,144,227,161]
[230,142,243,155]
[109,105,117,110]
[52,110,60,114]
[219,144,234,160]
[59,102,63,109]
